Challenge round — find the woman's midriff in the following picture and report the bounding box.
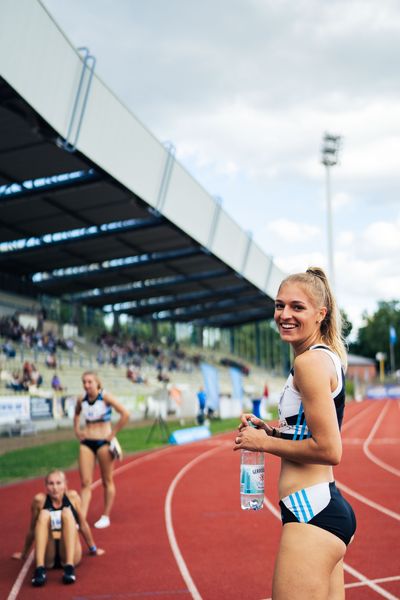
[278,459,334,499]
[82,421,112,440]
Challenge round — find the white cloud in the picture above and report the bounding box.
[274,252,327,275]
[337,231,355,247]
[266,219,321,243]
[361,220,400,256]
[333,192,352,211]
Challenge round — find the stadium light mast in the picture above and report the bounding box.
[321,132,342,290]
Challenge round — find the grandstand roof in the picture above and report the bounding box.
[0,2,284,328]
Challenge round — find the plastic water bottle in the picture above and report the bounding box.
[240,448,264,510]
[240,421,264,510]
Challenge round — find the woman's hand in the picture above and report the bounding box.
[238,413,276,436]
[75,429,85,441]
[11,552,23,560]
[89,547,105,556]
[234,422,269,452]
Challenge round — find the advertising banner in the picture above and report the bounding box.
[0,395,30,423]
[366,384,400,400]
[229,367,244,402]
[30,396,53,419]
[200,363,220,412]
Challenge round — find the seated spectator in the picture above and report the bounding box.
[30,365,43,388]
[6,370,27,392]
[96,350,105,365]
[12,469,104,587]
[157,369,170,384]
[51,373,64,392]
[2,341,16,358]
[168,358,178,371]
[126,364,146,384]
[46,353,57,369]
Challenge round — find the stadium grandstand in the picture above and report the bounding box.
[0,0,289,434]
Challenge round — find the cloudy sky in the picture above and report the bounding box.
[42,0,400,334]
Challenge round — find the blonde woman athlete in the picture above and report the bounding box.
[234,267,356,600]
[74,371,129,528]
[12,469,104,587]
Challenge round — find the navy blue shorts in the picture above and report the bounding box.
[279,481,356,546]
[80,439,110,455]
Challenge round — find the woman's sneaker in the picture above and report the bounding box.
[32,566,46,587]
[62,564,76,584]
[94,515,110,529]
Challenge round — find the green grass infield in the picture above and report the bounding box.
[0,417,244,484]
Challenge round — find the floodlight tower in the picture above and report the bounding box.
[321,132,342,290]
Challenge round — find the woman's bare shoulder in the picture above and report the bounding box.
[294,349,332,371]
[32,492,46,507]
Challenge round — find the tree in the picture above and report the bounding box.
[340,308,353,343]
[350,301,400,370]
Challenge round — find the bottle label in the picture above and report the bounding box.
[240,464,264,495]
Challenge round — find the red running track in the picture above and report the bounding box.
[1,399,399,600]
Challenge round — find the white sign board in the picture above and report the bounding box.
[0,395,30,424]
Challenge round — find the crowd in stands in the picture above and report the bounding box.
[1,314,251,399]
[96,331,201,384]
[2,361,43,392]
[0,315,74,357]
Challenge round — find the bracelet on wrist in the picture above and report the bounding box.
[89,545,97,554]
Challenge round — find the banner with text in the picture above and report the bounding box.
[200,363,220,413]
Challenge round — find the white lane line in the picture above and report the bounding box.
[336,480,400,521]
[343,563,400,600]
[263,495,281,518]
[6,550,34,600]
[260,578,400,600]
[341,400,379,433]
[165,444,226,600]
[345,575,400,589]
[337,400,400,520]
[263,495,399,600]
[344,438,399,445]
[363,400,400,477]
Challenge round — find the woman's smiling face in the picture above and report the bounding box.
[274,282,327,351]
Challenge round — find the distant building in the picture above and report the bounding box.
[347,354,376,383]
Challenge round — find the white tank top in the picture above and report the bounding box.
[278,345,345,440]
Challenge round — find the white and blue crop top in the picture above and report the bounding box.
[278,345,345,441]
[81,390,112,424]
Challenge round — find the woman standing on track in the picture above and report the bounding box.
[74,371,129,529]
[234,267,356,599]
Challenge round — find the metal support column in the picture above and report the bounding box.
[58,47,96,153]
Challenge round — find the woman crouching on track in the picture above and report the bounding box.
[234,267,356,600]
[74,371,129,529]
[12,469,104,587]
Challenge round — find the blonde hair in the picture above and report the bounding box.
[81,370,102,390]
[278,266,348,369]
[45,469,66,484]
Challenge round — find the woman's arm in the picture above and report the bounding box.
[103,392,129,440]
[12,494,43,559]
[69,491,104,556]
[234,352,342,465]
[73,396,85,440]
